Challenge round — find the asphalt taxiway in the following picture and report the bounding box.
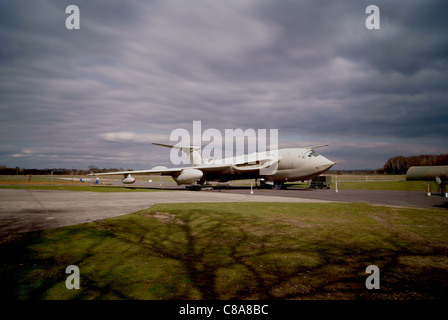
[107,179,448,209]
[221,187,448,209]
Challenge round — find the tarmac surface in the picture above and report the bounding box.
[0,188,334,235]
[0,184,446,235]
[222,187,448,209]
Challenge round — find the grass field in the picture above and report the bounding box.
[328,175,440,192]
[2,174,442,193]
[0,174,175,184]
[284,174,442,192]
[1,202,447,300]
[0,175,174,192]
[0,185,169,192]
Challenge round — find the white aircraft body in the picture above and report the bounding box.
[89,143,335,188]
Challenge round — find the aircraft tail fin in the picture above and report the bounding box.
[153,143,202,166]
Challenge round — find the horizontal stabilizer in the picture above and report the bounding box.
[152,142,200,151]
[153,142,202,166]
[304,144,329,150]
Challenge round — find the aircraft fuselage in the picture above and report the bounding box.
[206,147,335,183]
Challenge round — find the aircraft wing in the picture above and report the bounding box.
[87,147,281,184]
[88,153,280,177]
[88,168,182,177]
[87,163,235,185]
[87,163,232,177]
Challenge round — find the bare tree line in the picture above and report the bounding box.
[0,165,127,176]
[382,154,448,175]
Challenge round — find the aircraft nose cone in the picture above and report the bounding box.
[316,157,335,171]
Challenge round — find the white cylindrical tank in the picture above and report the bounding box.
[175,169,203,185]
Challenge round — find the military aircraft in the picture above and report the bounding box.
[88,142,335,189]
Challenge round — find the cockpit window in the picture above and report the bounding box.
[307,150,319,157]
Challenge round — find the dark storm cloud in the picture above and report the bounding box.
[0,0,447,170]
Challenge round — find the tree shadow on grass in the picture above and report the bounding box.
[0,232,61,300]
[0,227,136,300]
[1,205,447,300]
[110,208,448,300]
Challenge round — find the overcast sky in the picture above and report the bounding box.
[1,0,447,170]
